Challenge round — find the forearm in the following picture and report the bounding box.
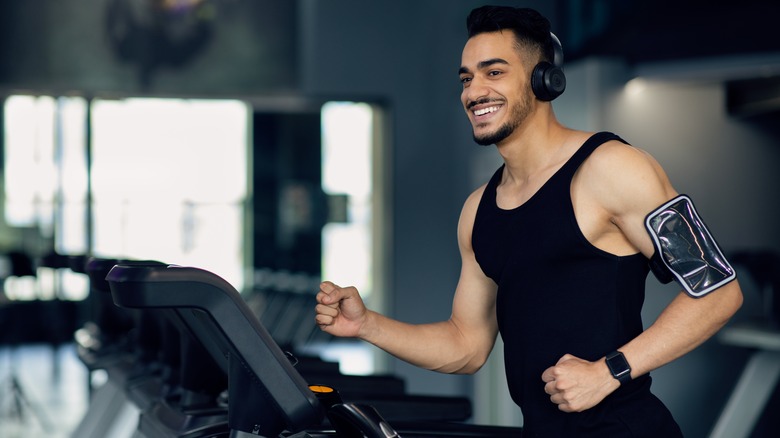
[359,310,490,374]
[620,281,743,378]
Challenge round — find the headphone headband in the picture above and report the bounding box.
[550,32,564,68]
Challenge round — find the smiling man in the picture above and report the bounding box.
[460,52,533,147]
[316,5,743,437]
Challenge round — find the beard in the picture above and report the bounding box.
[473,122,516,146]
[472,93,531,146]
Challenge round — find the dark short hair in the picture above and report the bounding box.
[466,6,553,64]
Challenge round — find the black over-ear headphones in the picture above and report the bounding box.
[531,32,566,101]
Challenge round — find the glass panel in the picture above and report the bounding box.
[3,95,89,300]
[3,95,56,229]
[90,98,249,288]
[317,101,377,375]
[321,102,374,299]
[57,96,89,256]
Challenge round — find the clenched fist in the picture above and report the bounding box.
[315,281,370,338]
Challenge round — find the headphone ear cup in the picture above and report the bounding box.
[531,61,566,102]
[544,65,566,101]
[531,61,552,101]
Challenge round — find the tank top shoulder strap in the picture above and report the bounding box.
[476,163,503,214]
[479,132,628,208]
[558,131,628,178]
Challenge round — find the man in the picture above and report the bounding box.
[315,5,743,437]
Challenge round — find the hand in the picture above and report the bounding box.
[541,354,619,412]
[315,281,369,338]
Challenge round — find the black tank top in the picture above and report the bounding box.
[472,132,682,437]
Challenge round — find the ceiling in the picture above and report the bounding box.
[558,0,780,117]
[561,0,780,65]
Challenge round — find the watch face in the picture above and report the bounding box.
[607,351,631,379]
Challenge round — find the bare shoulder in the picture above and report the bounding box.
[457,183,488,249]
[579,139,677,215]
[586,139,658,174]
[465,183,488,210]
[460,183,487,227]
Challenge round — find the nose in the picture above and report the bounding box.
[463,78,490,108]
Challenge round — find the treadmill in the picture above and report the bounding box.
[107,264,522,437]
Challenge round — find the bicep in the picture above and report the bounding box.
[602,147,679,258]
[449,247,499,368]
[452,247,498,335]
[451,189,499,351]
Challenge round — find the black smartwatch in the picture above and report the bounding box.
[605,350,632,384]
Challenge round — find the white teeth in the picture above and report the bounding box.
[474,106,499,116]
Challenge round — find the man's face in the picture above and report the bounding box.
[459,31,533,146]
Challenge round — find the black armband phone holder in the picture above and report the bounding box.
[645,195,736,298]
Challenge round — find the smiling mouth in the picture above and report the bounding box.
[473,105,501,116]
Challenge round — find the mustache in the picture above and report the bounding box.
[466,98,501,110]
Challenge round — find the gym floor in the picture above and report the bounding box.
[0,344,88,438]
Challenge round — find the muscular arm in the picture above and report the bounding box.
[608,148,743,379]
[543,142,744,412]
[316,188,499,374]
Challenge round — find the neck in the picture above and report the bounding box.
[495,109,572,182]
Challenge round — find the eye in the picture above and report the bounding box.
[488,70,503,77]
[460,76,472,85]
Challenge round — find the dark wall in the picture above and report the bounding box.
[252,111,324,274]
[0,0,297,94]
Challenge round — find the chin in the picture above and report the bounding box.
[473,133,500,146]
[473,124,513,146]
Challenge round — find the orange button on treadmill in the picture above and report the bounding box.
[309,385,335,393]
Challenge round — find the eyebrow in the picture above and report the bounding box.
[458,58,510,75]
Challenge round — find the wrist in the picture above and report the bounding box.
[357,309,380,342]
